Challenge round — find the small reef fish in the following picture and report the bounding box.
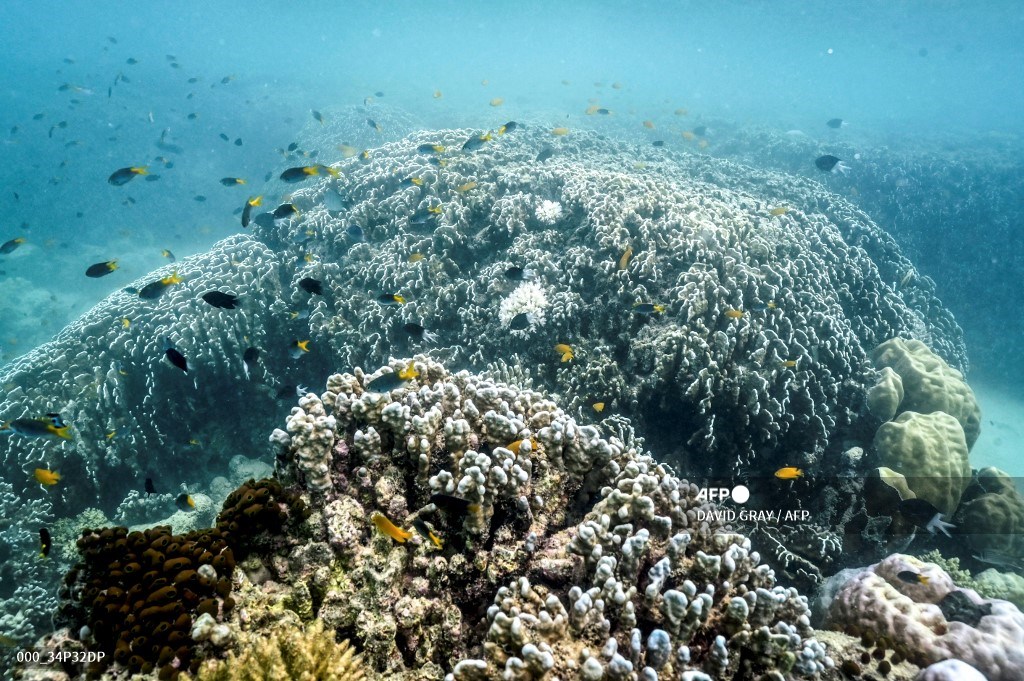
[536,147,555,162]
[498,121,518,135]
[826,118,846,129]
[366,361,419,393]
[652,140,665,147]
[403,323,438,343]
[400,176,424,188]
[554,343,574,362]
[201,291,240,309]
[377,293,406,306]
[39,528,51,558]
[299,277,323,295]
[290,340,311,359]
[0,238,25,255]
[769,206,790,216]
[632,303,665,315]
[3,414,71,440]
[461,132,492,152]
[592,402,606,413]
[693,126,708,136]
[815,154,848,174]
[774,467,803,480]
[433,90,442,98]
[280,165,338,183]
[642,120,655,129]
[898,570,929,585]
[412,519,443,548]
[86,260,119,278]
[219,177,246,186]
[504,266,533,281]
[312,109,324,125]
[779,360,798,368]
[507,438,537,455]
[108,166,147,186]
[273,203,299,218]
[241,195,262,227]
[618,245,633,271]
[138,271,183,299]
[430,493,479,515]
[367,118,382,133]
[243,347,260,377]
[457,181,477,192]
[338,144,359,157]
[724,309,744,319]
[346,225,364,241]
[371,511,412,542]
[161,249,176,262]
[176,493,196,512]
[417,143,445,154]
[551,127,569,136]
[34,468,62,485]
[508,312,535,330]
[489,97,504,107]
[408,253,425,263]
[145,477,156,495]
[163,337,188,373]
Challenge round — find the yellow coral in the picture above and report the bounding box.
[187,618,365,681]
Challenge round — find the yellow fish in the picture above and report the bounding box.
[457,181,477,192]
[408,253,425,263]
[780,360,798,368]
[337,144,359,158]
[642,120,655,129]
[724,309,743,319]
[121,318,130,329]
[398,360,419,380]
[611,82,623,90]
[371,512,412,542]
[551,127,569,136]
[774,467,803,480]
[592,402,606,413]
[490,97,504,107]
[34,468,61,486]
[770,206,790,216]
[433,90,443,99]
[248,195,263,207]
[585,104,601,115]
[507,438,537,455]
[618,245,633,271]
[427,205,443,214]
[106,430,116,439]
[554,343,574,362]
[674,108,688,116]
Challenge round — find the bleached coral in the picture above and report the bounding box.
[498,281,548,337]
[535,199,563,224]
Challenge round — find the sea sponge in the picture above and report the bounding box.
[873,411,970,516]
[872,338,981,449]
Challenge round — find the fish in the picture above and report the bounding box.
[461,132,492,152]
[194,195,208,202]
[769,206,790,216]
[220,177,246,186]
[611,82,623,89]
[508,312,536,330]
[0,238,26,254]
[221,75,234,84]
[34,468,61,485]
[138,271,183,299]
[692,126,708,137]
[403,323,438,343]
[85,260,118,278]
[3,414,71,440]
[145,477,156,495]
[273,203,299,218]
[457,181,477,192]
[551,127,569,136]
[108,166,147,186]
[163,337,188,372]
[367,118,382,133]
[585,105,601,115]
[366,361,419,392]
[202,291,240,309]
[489,97,504,107]
[346,225,364,241]
[161,249,176,262]
[596,108,610,115]
[504,266,534,281]
[400,176,424,188]
[433,90,442,98]
[290,340,311,359]
[774,467,803,480]
[299,277,323,295]
[618,245,633,271]
[592,402,606,413]
[312,109,324,125]
[126,57,139,65]
[815,155,848,174]
[897,570,929,585]
[377,293,406,306]
[411,519,443,549]
[554,343,574,362]
[652,140,665,147]
[430,493,479,515]
[408,252,424,263]
[243,347,260,374]
[280,165,338,183]
[176,493,196,512]
[338,144,359,158]
[632,303,665,315]
[371,511,412,542]
[642,120,655,129]
[780,360,798,368]
[826,118,845,129]
[241,195,262,228]
[536,147,555,162]
[724,309,744,319]
[417,143,445,154]
[39,528,51,558]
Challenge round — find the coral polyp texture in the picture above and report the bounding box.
[826,553,1024,680]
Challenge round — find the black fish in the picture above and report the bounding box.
[194,195,206,202]
[241,199,257,228]
[39,528,51,558]
[815,154,843,172]
[403,323,437,342]
[234,138,242,146]
[273,203,298,218]
[938,590,992,628]
[504,266,533,281]
[462,133,490,152]
[85,260,118,278]
[596,108,610,115]
[312,110,324,124]
[536,147,555,162]
[509,312,534,331]
[499,121,518,134]
[145,477,156,495]
[287,142,299,152]
[176,493,195,511]
[243,347,260,367]
[108,166,146,186]
[652,140,665,147]
[897,570,928,585]
[0,238,25,254]
[253,212,276,229]
[163,337,188,372]
[367,118,381,131]
[299,277,323,295]
[219,133,229,141]
[220,177,244,186]
[826,118,844,129]
[430,493,478,515]
[366,373,405,392]
[201,291,240,309]
[138,280,167,299]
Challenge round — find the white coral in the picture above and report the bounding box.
[535,199,563,225]
[499,282,548,337]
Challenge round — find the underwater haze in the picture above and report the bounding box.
[3,1,1024,680]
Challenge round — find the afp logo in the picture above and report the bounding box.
[695,485,749,504]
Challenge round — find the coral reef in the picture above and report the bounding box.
[953,466,1024,561]
[826,553,1024,680]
